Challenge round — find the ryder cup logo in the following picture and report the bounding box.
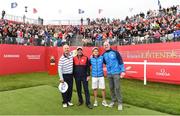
[156,69,170,77]
[58,82,68,93]
[61,83,66,91]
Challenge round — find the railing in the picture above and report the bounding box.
[124,61,180,85]
[1,13,87,25]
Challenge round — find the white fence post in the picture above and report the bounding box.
[144,60,147,85]
[124,61,180,85]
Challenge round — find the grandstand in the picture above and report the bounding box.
[0,5,180,46]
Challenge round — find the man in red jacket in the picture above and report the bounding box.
[73,46,93,109]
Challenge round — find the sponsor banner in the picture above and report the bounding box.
[0,45,47,75]
[118,42,180,84]
[1,42,180,84]
[124,64,144,80]
[146,65,180,84]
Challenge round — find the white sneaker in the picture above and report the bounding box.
[108,102,115,107]
[118,104,123,110]
[102,100,108,107]
[68,102,73,106]
[93,101,98,107]
[63,103,68,108]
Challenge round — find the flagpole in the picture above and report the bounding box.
[98,9,103,20]
[98,9,100,20]
[24,6,28,23]
[58,9,62,25]
[158,0,162,10]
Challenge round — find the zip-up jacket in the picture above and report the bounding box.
[90,55,104,77]
[103,49,125,75]
[73,55,90,78]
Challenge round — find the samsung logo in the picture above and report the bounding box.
[3,54,20,58]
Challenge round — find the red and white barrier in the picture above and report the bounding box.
[0,42,180,85]
[125,61,180,85]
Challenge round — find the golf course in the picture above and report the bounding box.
[0,72,179,115]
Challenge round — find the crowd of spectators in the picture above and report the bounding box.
[0,5,180,47]
[0,20,77,46]
[81,5,180,46]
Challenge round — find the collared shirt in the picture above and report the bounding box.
[58,53,73,78]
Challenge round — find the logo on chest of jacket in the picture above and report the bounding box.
[81,59,84,62]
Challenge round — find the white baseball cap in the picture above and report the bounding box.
[58,82,68,93]
[92,47,99,52]
[77,46,83,50]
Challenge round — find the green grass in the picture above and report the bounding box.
[0,72,58,91]
[120,79,180,115]
[0,72,180,114]
[0,85,166,115]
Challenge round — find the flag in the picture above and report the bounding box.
[98,9,103,14]
[78,9,84,14]
[158,0,161,9]
[129,8,133,12]
[25,6,28,12]
[33,8,37,14]
[58,9,62,14]
[11,2,18,8]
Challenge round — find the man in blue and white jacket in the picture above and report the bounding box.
[89,47,108,107]
[103,41,125,111]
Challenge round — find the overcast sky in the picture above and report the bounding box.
[0,0,179,21]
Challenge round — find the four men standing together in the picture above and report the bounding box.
[58,42,125,110]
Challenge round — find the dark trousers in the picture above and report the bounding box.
[74,76,91,105]
[61,74,73,104]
